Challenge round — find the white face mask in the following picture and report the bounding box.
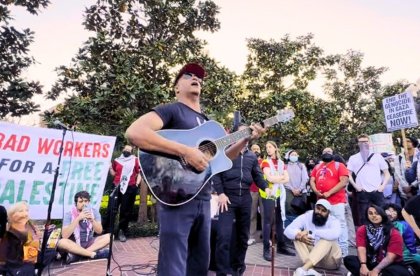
[358,143,370,162]
[289,156,298,163]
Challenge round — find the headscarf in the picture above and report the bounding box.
[366,223,385,264]
[71,206,93,246]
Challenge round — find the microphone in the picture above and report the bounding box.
[53,120,69,130]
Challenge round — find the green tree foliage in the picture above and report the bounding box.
[237,34,341,158]
[0,0,49,118]
[44,0,236,146]
[44,0,237,224]
[323,50,389,156]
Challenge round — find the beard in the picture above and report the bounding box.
[312,212,328,226]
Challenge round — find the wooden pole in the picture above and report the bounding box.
[271,202,275,276]
[401,129,410,164]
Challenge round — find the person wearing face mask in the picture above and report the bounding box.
[284,150,309,227]
[347,134,390,225]
[106,144,141,242]
[310,147,349,257]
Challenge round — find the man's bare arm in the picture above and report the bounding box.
[126,112,184,155]
[225,124,266,160]
[402,209,420,238]
[126,111,209,171]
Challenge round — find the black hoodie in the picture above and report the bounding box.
[212,149,268,196]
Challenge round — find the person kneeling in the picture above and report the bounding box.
[58,191,110,264]
[284,199,342,276]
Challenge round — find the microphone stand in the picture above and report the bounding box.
[271,197,276,276]
[37,127,67,276]
[106,183,120,276]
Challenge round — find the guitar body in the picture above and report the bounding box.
[139,120,232,206]
[139,108,295,206]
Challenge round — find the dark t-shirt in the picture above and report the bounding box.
[404,195,420,227]
[153,102,211,200]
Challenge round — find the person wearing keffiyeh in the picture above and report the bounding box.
[344,204,410,276]
[107,145,141,242]
[60,191,110,264]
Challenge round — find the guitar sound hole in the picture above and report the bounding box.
[199,141,217,159]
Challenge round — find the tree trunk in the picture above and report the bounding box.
[137,179,148,223]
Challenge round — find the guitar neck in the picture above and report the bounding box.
[214,115,281,149]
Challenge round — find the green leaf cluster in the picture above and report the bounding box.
[45,0,226,147]
[42,1,419,159]
[0,0,49,118]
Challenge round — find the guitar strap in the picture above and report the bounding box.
[354,153,374,180]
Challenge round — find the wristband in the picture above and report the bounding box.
[360,262,366,265]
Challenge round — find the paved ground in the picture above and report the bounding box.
[45,236,349,276]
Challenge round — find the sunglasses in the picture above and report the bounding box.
[182,72,203,83]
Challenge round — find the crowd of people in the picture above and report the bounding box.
[124,62,420,276]
[2,61,420,276]
[209,132,420,276]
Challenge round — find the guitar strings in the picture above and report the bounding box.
[183,111,292,162]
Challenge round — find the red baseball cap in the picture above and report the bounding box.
[173,63,206,86]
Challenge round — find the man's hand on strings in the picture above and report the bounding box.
[249,123,266,140]
[183,147,209,171]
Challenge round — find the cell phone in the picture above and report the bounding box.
[83,204,91,212]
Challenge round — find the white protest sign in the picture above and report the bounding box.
[0,122,116,219]
[368,133,394,154]
[383,91,418,132]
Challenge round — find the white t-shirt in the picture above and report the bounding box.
[284,210,340,244]
[347,152,388,192]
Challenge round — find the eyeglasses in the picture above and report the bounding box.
[358,140,369,144]
[182,72,203,83]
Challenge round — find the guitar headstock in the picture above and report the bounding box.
[276,108,295,123]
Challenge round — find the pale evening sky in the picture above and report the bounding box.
[8,0,420,125]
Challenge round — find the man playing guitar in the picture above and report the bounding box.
[126,62,265,275]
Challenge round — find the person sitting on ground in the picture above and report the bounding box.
[384,203,420,271]
[60,191,110,264]
[343,204,410,276]
[284,199,342,276]
[0,201,52,275]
